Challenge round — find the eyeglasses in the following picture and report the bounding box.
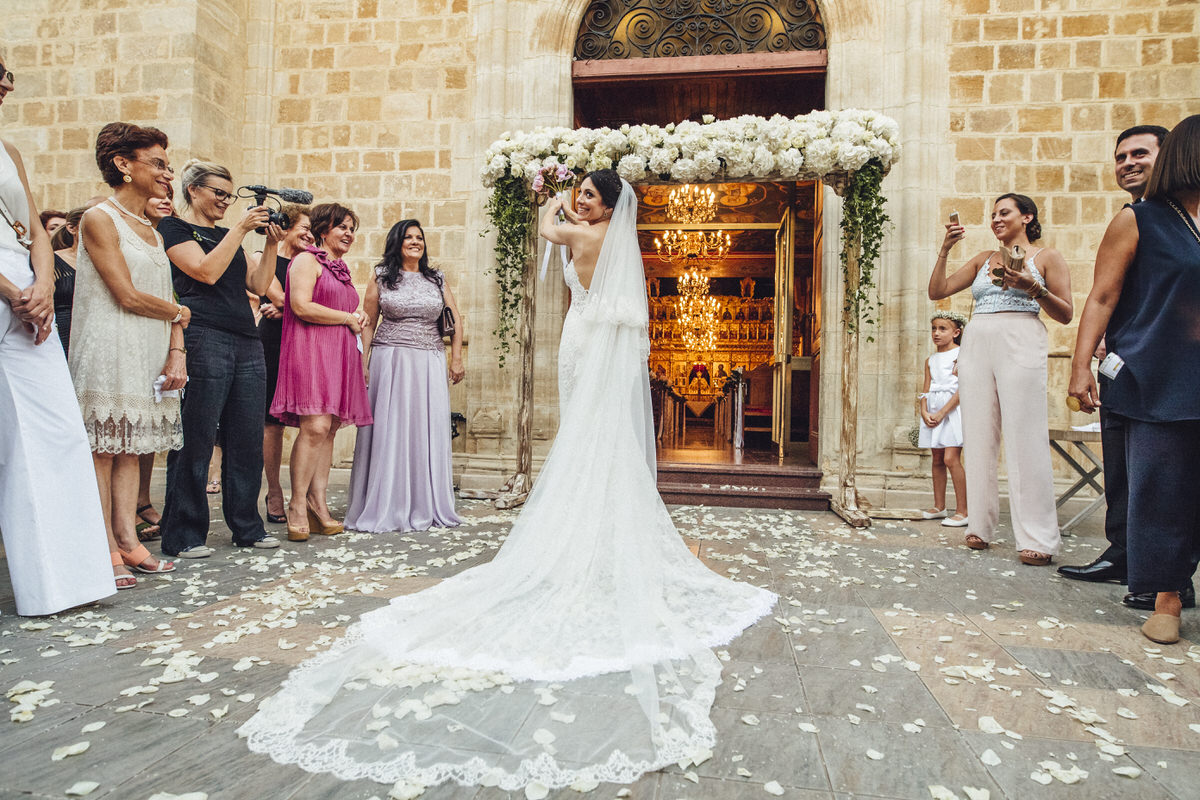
[197,185,234,202]
[135,158,174,174]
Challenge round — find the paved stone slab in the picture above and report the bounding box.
[2,472,1198,800]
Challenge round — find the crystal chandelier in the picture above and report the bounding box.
[675,268,721,352]
[653,229,731,265]
[667,184,717,224]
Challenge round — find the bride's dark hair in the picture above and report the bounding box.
[375,219,438,290]
[583,168,622,209]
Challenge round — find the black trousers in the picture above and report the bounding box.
[1120,414,1200,594]
[162,326,267,554]
[1096,404,1129,569]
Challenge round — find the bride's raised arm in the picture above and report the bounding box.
[539,197,587,247]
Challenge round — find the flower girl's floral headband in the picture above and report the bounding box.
[931,310,967,329]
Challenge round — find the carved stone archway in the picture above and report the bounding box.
[573,0,826,60]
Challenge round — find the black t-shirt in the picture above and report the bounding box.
[159,216,258,337]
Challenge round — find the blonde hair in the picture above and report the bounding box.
[179,159,233,208]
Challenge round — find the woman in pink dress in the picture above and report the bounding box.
[271,202,371,541]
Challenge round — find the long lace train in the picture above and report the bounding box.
[239,178,777,792]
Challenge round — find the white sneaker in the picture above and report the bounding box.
[921,509,948,520]
[941,514,969,527]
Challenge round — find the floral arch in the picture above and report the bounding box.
[479,109,899,524]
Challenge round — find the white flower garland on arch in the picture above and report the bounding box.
[478,110,899,522]
[482,110,901,189]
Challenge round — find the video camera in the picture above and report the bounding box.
[237,185,314,233]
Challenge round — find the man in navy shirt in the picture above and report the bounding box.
[1056,124,1194,612]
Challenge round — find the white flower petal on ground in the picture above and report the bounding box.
[763,781,785,796]
[927,786,959,800]
[741,714,760,726]
[980,749,1001,766]
[866,749,884,760]
[978,716,1006,735]
[961,788,990,800]
[50,741,90,761]
[1112,766,1142,778]
[532,728,556,745]
[798,722,819,733]
[1029,771,1052,785]
[65,781,100,796]
[80,721,105,733]
[389,781,426,800]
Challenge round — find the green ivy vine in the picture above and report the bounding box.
[838,159,890,340]
[483,174,535,366]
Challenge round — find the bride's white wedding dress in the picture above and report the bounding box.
[239,180,776,791]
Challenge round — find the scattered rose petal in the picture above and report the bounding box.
[51,741,90,761]
[65,781,100,796]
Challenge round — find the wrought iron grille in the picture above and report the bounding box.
[574,0,826,60]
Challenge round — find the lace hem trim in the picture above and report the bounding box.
[238,587,775,790]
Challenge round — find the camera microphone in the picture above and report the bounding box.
[242,185,314,204]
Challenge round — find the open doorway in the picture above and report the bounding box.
[637,182,820,467]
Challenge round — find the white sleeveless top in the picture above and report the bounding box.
[0,143,32,256]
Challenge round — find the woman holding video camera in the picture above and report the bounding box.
[928,194,1072,566]
[158,160,283,558]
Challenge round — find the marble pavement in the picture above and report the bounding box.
[1,472,1197,800]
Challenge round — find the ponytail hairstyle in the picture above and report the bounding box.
[994,193,1042,241]
[50,206,88,251]
[179,159,233,208]
[376,219,439,290]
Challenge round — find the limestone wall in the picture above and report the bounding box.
[940,0,1198,428]
[3,0,1198,498]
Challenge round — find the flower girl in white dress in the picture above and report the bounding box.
[920,311,968,527]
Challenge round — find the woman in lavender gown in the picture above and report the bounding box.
[345,219,464,532]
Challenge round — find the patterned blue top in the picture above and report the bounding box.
[970,250,1047,314]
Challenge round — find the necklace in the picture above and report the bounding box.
[1165,197,1200,249]
[107,196,153,227]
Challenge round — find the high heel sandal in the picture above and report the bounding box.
[135,504,162,541]
[307,506,344,536]
[119,544,176,574]
[111,552,136,590]
[285,508,310,542]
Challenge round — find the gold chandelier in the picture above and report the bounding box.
[667,184,717,224]
[675,268,721,352]
[653,229,731,265]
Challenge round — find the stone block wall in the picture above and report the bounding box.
[940,0,1198,432]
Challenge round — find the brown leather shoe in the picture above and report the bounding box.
[1142,613,1181,644]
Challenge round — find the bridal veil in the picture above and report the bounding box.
[239,178,777,791]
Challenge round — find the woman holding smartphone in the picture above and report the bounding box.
[928,194,1072,565]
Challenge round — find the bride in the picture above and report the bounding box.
[240,170,777,792]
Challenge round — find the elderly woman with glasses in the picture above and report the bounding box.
[158,159,283,558]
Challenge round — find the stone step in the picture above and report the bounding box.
[657,480,831,510]
[656,461,824,490]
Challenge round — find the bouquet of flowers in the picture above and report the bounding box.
[531,162,577,207]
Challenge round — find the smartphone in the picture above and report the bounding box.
[949,211,959,225]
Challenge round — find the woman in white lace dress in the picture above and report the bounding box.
[70,122,189,588]
[241,170,776,793]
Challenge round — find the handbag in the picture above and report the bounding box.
[0,194,32,250]
[435,274,456,339]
